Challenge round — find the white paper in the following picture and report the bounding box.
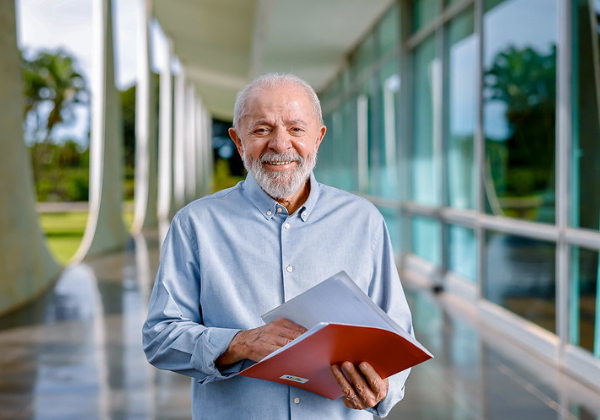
[262,271,405,335]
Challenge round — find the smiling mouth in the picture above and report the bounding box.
[265,160,294,166]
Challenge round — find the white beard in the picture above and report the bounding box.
[242,147,317,199]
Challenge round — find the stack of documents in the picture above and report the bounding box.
[239,271,433,399]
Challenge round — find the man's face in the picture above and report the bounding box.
[229,84,327,199]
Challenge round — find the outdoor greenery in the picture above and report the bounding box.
[40,210,134,264]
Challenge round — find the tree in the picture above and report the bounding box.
[21,49,89,184]
[22,49,88,144]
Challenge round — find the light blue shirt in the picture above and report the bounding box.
[143,173,414,419]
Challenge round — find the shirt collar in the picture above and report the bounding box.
[242,172,320,222]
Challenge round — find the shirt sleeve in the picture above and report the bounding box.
[142,211,244,384]
[366,218,414,418]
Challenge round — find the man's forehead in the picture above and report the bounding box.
[242,85,316,123]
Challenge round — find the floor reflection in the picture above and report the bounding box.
[1,230,600,419]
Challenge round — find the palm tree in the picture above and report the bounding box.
[21,49,88,181]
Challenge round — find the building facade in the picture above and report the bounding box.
[315,0,600,392]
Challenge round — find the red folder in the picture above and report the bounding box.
[239,322,432,400]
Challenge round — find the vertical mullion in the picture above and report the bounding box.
[556,0,573,361]
[474,0,485,300]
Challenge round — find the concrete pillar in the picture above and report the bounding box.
[132,0,158,232]
[0,0,61,315]
[204,107,214,195]
[195,96,204,198]
[172,68,186,210]
[157,38,174,220]
[76,0,130,259]
[184,83,197,203]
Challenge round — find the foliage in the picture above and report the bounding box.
[30,141,90,201]
[484,45,556,209]
[213,159,245,192]
[22,49,88,144]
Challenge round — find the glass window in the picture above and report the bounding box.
[571,0,600,231]
[412,0,440,34]
[447,224,477,282]
[411,35,440,206]
[378,3,400,59]
[483,0,557,223]
[445,7,477,209]
[412,216,441,265]
[570,247,600,357]
[352,32,376,79]
[340,98,358,192]
[377,56,401,200]
[484,231,556,333]
[357,79,375,194]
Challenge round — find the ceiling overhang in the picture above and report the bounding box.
[154,0,394,121]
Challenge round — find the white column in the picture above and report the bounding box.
[132,0,158,232]
[0,0,61,315]
[76,0,130,259]
[195,96,204,198]
[204,107,214,195]
[184,83,197,203]
[172,68,186,210]
[157,38,174,220]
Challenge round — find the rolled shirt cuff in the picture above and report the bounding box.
[192,327,243,384]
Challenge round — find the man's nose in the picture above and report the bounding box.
[268,128,291,152]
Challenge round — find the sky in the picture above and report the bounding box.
[16,0,166,146]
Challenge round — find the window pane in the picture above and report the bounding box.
[571,0,600,231]
[483,0,557,223]
[352,32,376,79]
[412,0,440,33]
[447,224,477,282]
[445,7,477,209]
[484,232,556,333]
[378,3,400,58]
[377,57,401,200]
[412,216,441,265]
[570,247,600,357]
[411,35,440,206]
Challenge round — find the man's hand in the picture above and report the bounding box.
[216,318,307,367]
[331,362,388,410]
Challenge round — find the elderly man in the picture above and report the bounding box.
[143,73,414,419]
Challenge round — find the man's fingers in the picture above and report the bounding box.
[330,365,360,408]
[359,362,388,400]
[272,317,308,334]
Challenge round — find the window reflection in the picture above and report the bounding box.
[411,35,440,206]
[483,0,557,223]
[484,231,556,333]
[570,247,599,357]
[412,216,441,265]
[412,0,440,33]
[378,58,401,200]
[445,7,477,209]
[571,0,600,231]
[447,224,477,282]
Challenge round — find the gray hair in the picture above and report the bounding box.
[232,73,323,129]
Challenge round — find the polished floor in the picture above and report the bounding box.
[1,230,600,419]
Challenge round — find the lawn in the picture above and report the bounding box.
[39,210,134,264]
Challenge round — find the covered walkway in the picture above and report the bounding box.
[1,232,599,419]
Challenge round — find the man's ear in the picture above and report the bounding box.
[229,127,244,158]
[314,125,327,152]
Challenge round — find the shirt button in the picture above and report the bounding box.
[277,207,283,213]
[301,211,307,219]
[294,397,300,404]
[267,211,272,216]
[286,265,293,273]
[284,223,291,230]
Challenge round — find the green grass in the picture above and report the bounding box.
[39,209,134,264]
